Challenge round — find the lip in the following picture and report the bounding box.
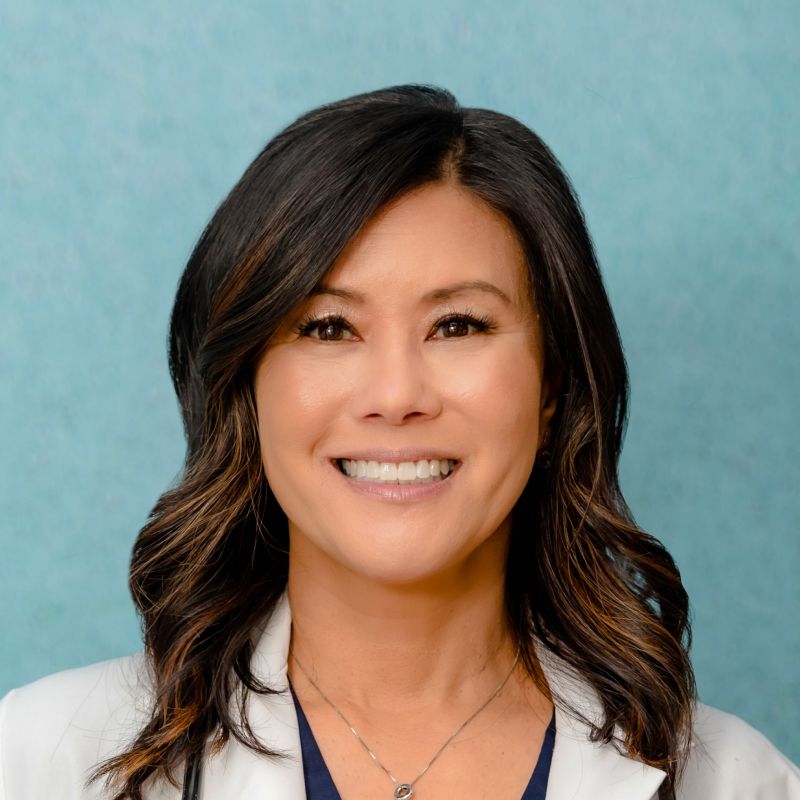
[329,458,461,502]
[331,448,460,463]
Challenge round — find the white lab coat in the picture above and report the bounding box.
[1,591,798,799]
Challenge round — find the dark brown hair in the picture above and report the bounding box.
[92,83,695,799]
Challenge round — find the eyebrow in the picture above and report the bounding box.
[309,279,513,306]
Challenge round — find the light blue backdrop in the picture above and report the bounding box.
[2,0,798,763]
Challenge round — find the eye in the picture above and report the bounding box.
[431,313,496,339]
[294,314,356,341]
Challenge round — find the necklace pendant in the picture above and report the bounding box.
[394,784,413,799]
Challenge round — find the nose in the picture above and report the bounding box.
[349,335,443,425]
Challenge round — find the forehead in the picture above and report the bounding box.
[320,182,531,309]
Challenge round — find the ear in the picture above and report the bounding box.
[539,365,563,439]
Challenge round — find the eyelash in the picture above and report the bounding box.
[293,306,497,341]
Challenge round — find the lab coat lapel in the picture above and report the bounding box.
[201,591,306,799]
[547,706,667,800]
[538,644,667,800]
[202,591,667,800]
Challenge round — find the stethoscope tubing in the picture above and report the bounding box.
[181,751,202,800]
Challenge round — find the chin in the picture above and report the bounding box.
[342,555,462,588]
[330,526,493,589]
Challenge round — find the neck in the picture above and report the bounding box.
[285,521,522,715]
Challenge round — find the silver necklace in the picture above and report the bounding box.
[290,646,521,799]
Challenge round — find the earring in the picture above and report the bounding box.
[536,434,552,469]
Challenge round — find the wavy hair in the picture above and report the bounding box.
[92,83,695,799]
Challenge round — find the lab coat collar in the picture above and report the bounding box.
[540,642,668,799]
[203,591,667,800]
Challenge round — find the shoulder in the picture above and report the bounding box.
[0,653,163,800]
[676,701,800,799]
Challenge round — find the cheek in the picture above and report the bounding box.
[255,353,352,480]
[437,343,543,507]
[418,346,543,554]
[439,344,543,438]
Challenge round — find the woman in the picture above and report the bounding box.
[1,84,797,800]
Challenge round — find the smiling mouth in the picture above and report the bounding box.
[333,458,460,484]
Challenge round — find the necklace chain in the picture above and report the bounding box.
[290,645,521,798]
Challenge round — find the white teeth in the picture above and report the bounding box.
[338,458,458,484]
[380,462,398,481]
[397,462,416,481]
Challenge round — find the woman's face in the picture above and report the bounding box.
[254,181,559,586]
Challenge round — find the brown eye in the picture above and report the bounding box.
[317,321,346,341]
[433,314,494,339]
[296,315,354,341]
[442,318,470,337]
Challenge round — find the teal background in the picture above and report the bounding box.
[2,1,798,763]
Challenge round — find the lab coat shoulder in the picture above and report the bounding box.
[676,702,800,799]
[0,652,175,800]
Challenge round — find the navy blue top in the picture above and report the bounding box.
[289,681,556,799]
